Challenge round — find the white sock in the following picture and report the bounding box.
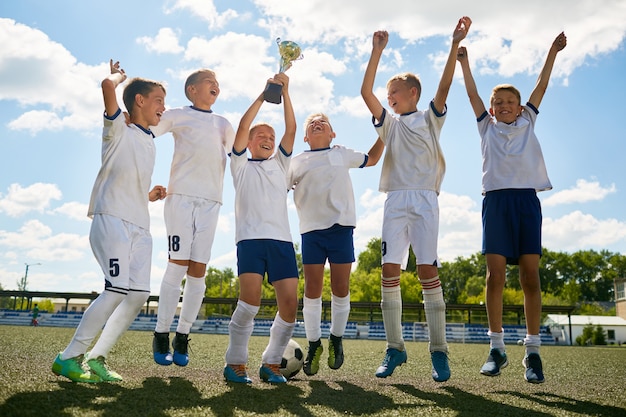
[62,290,125,359]
[155,263,187,333]
[262,312,295,365]
[421,276,447,352]
[524,334,541,355]
[330,293,350,338]
[488,330,506,351]
[225,300,259,365]
[381,276,403,350]
[89,291,149,358]
[303,296,322,342]
[176,276,206,334]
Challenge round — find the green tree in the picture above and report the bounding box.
[592,325,607,345]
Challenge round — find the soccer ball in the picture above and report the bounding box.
[517,339,524,346]
[280,339,304,379]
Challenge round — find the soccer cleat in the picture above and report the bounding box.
[480,348,509,376]
[172,332,190,367]
[375,348,407,378]
[523,353,545,384]
[52,353,101,383]
[153,332,173,366]
[303,339,323,376]
[223,364,252,384]
[85,354,123,382]
[328,334,344,370]
[259,363,287,383]
[431,351,451,382]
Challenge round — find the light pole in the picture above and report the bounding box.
[18,262,41,309]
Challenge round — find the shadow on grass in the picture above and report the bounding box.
[0,376,409,416]
[394,384,553,417]
[497,390,626,417]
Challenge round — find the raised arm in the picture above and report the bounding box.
[456,46,486,118]
[360,31,388,121]
[101,59,127,117]
[433,16,471,114]
[232,89,266,154]
[365,137,385,167]
[275,73,296,155]
[528,32,567,109]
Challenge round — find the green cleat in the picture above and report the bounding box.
[303,339,323,376]
[86,354,123,382]
[52,353,101,383]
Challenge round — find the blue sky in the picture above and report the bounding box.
[1,0,625,295]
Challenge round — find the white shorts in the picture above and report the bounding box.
[89,214,152,292]
[381,190,440,269]
[164,193,221,263]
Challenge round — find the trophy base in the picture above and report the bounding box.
[263,83,282,104]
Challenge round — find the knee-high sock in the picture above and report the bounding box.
[89,291,150,358]
[422,275,447,352]
[62,290,125,359]
[225,300,259,365]
[381,276,403,350]
[176,276,206,334]
[303,296,322,342]
[155,263,187,333]
[330,293,350,337]
[262,312,295,365]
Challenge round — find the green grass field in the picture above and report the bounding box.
[0,325,624,417]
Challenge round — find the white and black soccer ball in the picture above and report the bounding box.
[280,339,304,379]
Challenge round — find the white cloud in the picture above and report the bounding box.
[0,219,88,262]
[166,0,238,30]
[543,211,626,251]
[52,201,89,221]
[543,179,617,206]
[0,18,106,134]
[137,27,185,54]
[0,183,62,217]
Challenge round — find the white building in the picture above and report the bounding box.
[545,314,626,345]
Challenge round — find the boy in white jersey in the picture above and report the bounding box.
[150,69,235,367]
[360,17,471,382]
[52,60,166,383]
[223,73,298,384]
[457,32,567,384]
[287,113,383,376]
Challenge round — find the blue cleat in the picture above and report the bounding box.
[172,332,189,367]
[480,348,508,376]
[224,364,252,384]
[259,363,287,384]
[153,332,173,366]
[523,353,545,384]
[375,348,407,378]
[431,350,451,382]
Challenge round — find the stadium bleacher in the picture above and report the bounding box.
[0,310,556,345]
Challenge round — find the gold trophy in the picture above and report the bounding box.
[264,38,303,104]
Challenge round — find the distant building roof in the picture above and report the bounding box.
[546,314,626,327]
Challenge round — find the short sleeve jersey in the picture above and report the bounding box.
[151,106,235,202]
[288,146,367,234]
[230,146,292,243]
[478,103,552,194]
[375,101,446,194]
[88,109,156,230]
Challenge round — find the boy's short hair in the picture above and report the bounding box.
[249,122,275,140]
[123,78,166,116]
[184,69,216,101]
[490,84,522,107]
[304,112,333,133]
[387,72,422,98]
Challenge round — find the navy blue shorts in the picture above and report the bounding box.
[482,189,542,265]
[301,224,355,265]
[236,239,299,283]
